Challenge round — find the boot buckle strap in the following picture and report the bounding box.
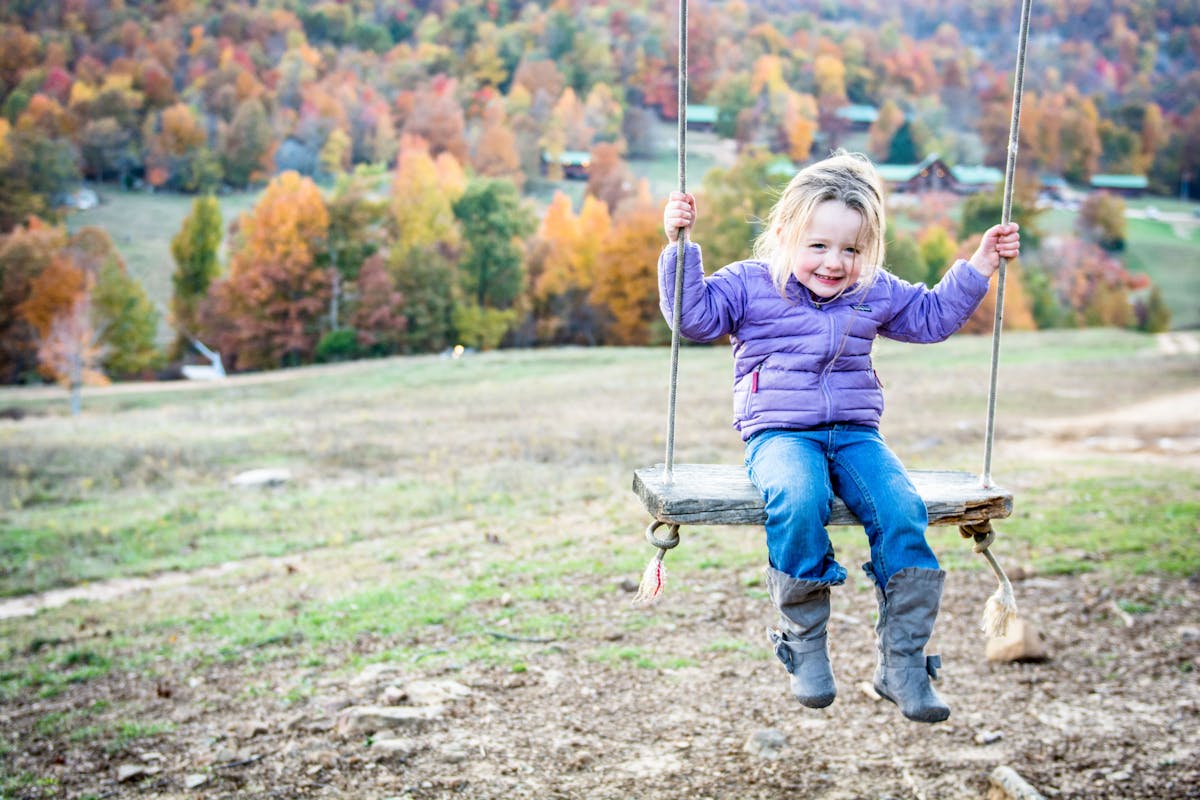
[926,654,942,680]
[767,627,825,675]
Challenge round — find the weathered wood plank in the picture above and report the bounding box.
[633,463,1012,527]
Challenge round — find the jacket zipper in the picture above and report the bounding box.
[821,308,836,420]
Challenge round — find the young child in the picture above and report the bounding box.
[659,151,1020,723]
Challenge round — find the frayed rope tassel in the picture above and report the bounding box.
[978,545,1018,639]
[634,549,669,606]
[962,521,1018,638]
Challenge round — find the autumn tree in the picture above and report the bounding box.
[144,102,220,192]
[471,98,522,188]
[868,100,905,162]
[320,169,387,332]
[170,195,222,356]
[1078,193,1127,251]
[220,97,273,187]
[957,235,1037,335]
[585,142,633,213]
[530,192,611,344]
[1059,89,1102,183]
[207,171,330,369]
[0,102,79,232]
[0,218,65,382]
[1037,236,1140,329]
[17,253,86,353]
[1136,287,1171,333]
[917,225,958,285]
[591,180,667,345]
[403,76,469,164]
[348,254,406,357]
[782,91,818,164]
[388,135,462,352]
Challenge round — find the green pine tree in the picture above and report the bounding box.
[93,256,162,378]
[170,195,222,355]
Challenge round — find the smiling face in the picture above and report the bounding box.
[787,200,865,300]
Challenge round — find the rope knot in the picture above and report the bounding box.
[960,521,996,553]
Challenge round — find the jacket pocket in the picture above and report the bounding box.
[742,363,764,418]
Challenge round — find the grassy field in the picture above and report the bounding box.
[1,330,1197,601]
[0,332,1197,798]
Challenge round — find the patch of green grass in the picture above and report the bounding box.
[704,638,766,661]
[984,469,1200,576]
[104,720,175,754]
[0,477,473,596]
[589,645,658,669]
[0,643,115,702]
[1116,599,1154,615]
[0,770,59,798]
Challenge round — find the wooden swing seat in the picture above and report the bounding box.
[633,464,1012,528]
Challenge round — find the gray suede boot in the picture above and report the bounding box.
[871,567,950,723]
[765,567,837,709]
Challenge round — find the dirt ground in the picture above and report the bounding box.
[3,379,1199,799]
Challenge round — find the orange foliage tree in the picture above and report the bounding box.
[205,171,331,370]
[591,181,667,345]
[585,142,633,213]
[956,234,1037,335]
[530,191,611,344]
[472,98,522,188]
[0,218,67,382]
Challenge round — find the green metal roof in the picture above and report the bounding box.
[876,163,921,182]
[876,153,939,183]
[876,154,999,186]
[547,150,591,164]
[835,104,879,124]
[687,104,718,124]
[767,157,797,180]
[1090,174,1148,189]
[950,165,1003,185]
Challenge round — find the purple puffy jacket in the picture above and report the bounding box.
[658,242,991,440]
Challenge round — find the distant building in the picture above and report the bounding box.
[1090,174,1148,197]
[542,149,591,180]
[835,104,880,131]
[55,186,100,211]
[876,154,1002,195]
[686,104,718,132]
[1038,173,1070,201]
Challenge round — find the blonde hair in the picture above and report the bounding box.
[752,150,887,296]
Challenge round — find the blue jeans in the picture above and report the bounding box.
[744,426,938,587]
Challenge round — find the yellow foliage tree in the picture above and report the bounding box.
[391,134,462,257]
[592,180,665,345]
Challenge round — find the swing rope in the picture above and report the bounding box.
[965,0,1034,639]
[634,0,688,604]
[639,0,1034,638]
